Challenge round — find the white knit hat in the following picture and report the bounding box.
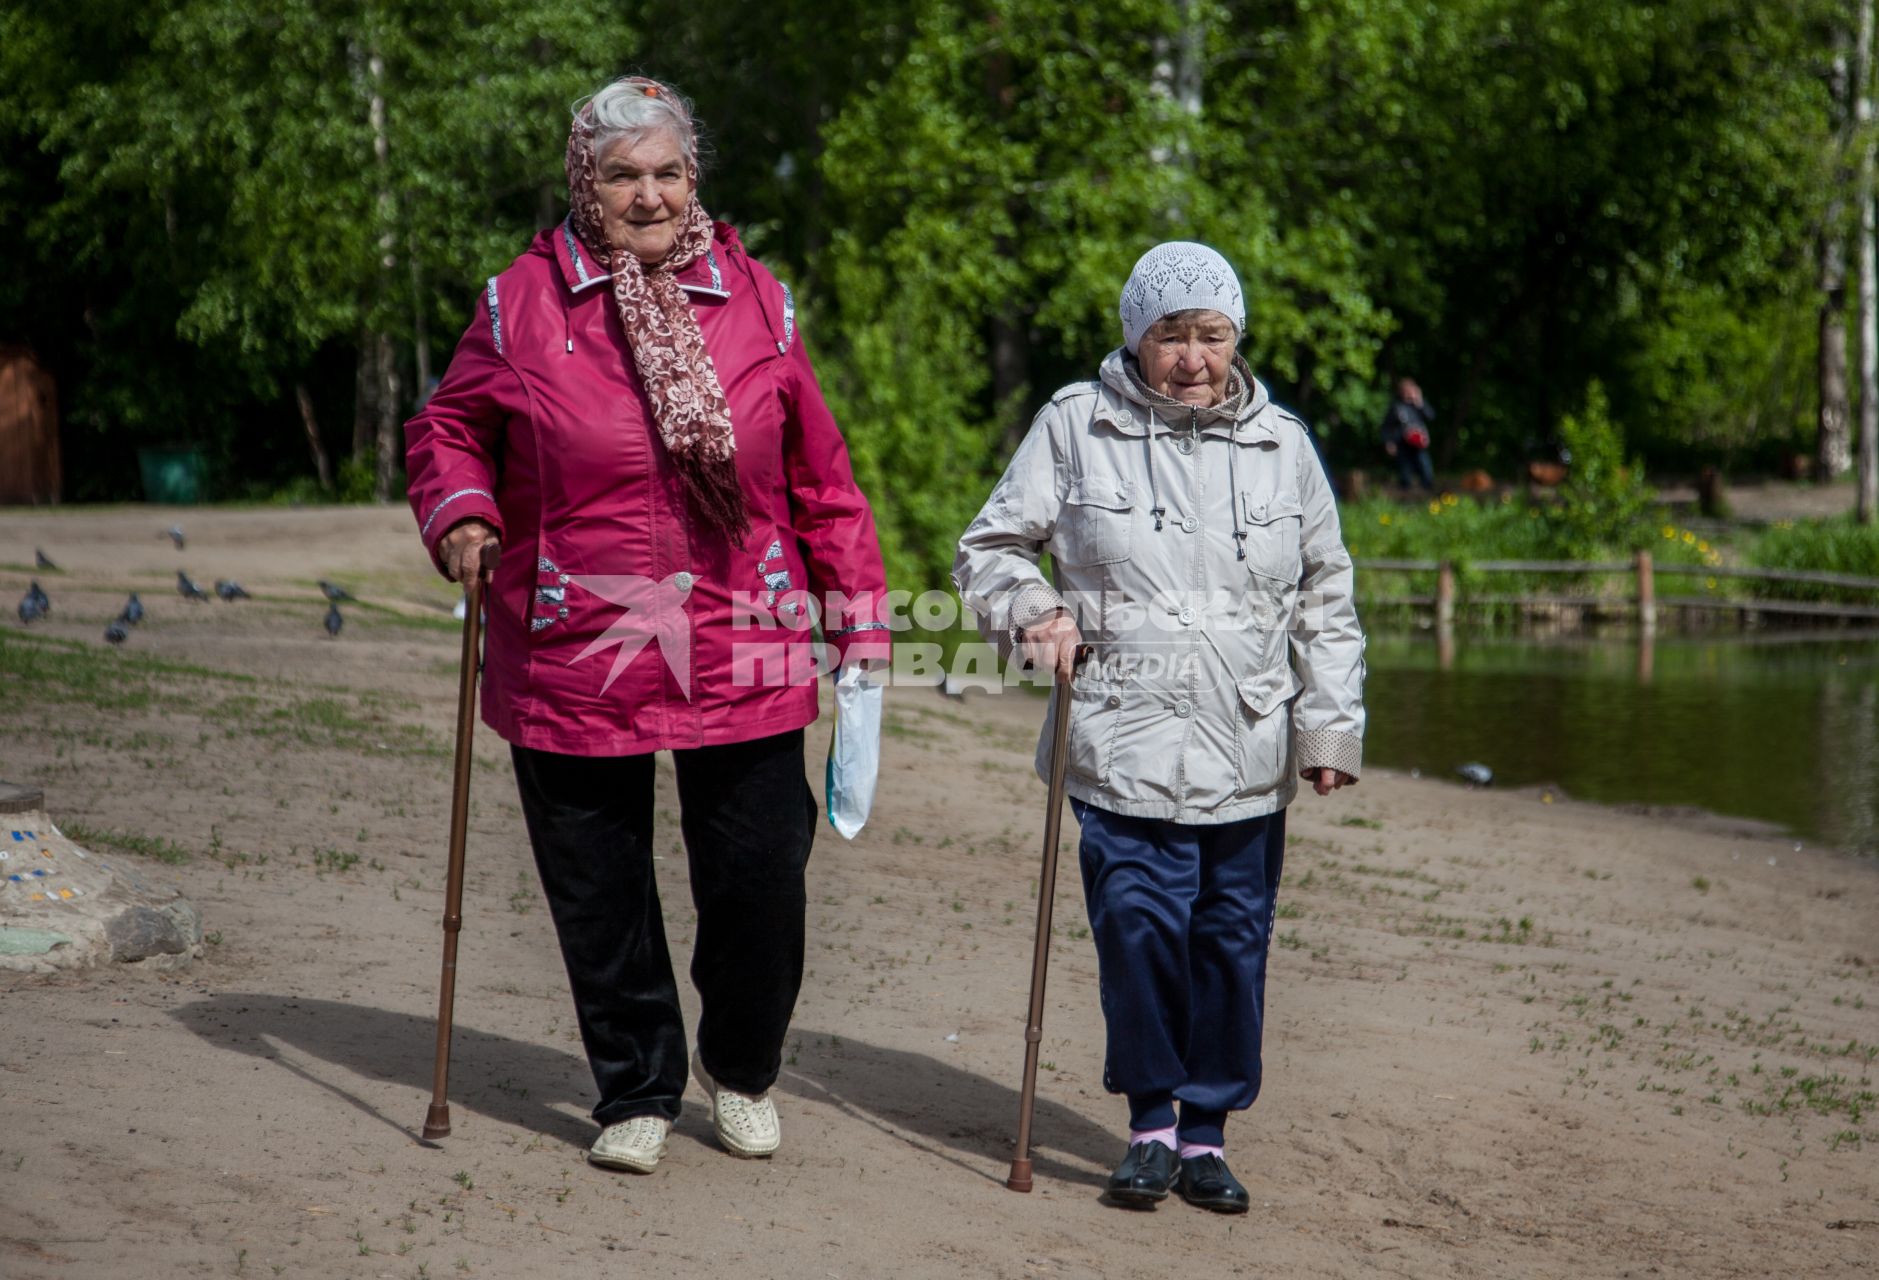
[1118,241,1245,353]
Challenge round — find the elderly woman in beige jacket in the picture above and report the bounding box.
[954,242,1364,1214]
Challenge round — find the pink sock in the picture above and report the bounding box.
[1129,1125,1177,1151]
[1178,1140,1224,1160]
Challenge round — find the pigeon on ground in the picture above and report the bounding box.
[17,592,45,625]
[1455,762,1494,787]
[34,548,57,571]
[27,580,49,613]
[166,525,186,550]
[104,620,128,646]
[318,579,356,603]
[214,579,251,601]
[177,571,208,602]
[324,604,343,638]
[120,593,144,625]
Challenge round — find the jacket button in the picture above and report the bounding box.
[1177,437,1195,455]
[1117,410,1133,425]
[1174,699,1193,718]
[557,606,569,619]
[1181,515,1199,533]
[1105,693,1121,709]
[558,573,570,585]
[1178,607,1196,626]
[674,571,695,592]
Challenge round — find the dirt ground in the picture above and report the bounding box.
[1654,475,1867,525]
[2,505,1875,1280]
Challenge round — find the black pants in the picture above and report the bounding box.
[510,730,817,1126]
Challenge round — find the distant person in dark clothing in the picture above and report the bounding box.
[1380,377,1435,491]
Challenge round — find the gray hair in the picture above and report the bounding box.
[579,76,702,175]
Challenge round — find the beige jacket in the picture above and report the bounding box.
[953,350,1365,824]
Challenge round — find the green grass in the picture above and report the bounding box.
[1741,1072,1875,1123]
[1342,493,1879,615]
[346,601,462,634]
[0,630,255,711]
[311,847,361,874]
[2,630,441,760]
[62,821,191,864]
[1344,493,1727,602]
[202,691,441,759]
[1743,517,1879,600]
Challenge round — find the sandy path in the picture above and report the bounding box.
[1,505,1874,1279]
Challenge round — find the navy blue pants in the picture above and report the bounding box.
[1072,799,1286,1147]
[1395,445,1435,491]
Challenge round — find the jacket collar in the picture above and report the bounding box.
[1092,349,1277,441]
[551,216,733,300]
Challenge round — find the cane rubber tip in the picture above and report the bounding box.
[1005,1159,1033,1193]
[423,1104,451,1140]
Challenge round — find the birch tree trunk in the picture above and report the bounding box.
[1821,26,1854,482]
[295,382,334,492]
[1150,0,1205,225]
[352,336,376,467]
[410,249,432,410]
[1859,0,1879,523]
[376,330,401,505]
[984,19,1031,455]
[368,39,399,503]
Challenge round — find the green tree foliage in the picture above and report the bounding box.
[1554,381,1653,553]
[0,0,1855,583]
[3,0,624,495]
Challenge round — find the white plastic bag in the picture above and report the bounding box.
[825,662,883,839]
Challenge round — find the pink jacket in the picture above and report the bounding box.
[405,221,888,756]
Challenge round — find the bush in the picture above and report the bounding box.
[1554,381,1655,556]
[1743,518,1879,601]
[1341,490,1720,606]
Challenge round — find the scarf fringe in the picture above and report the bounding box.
[682,452,752,547]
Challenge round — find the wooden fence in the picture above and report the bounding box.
[1354,551,1879,627]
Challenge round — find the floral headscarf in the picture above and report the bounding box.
[566,95,750,544]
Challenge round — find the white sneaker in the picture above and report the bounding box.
[692,1049,781,1157]
[587,1114,670,1173]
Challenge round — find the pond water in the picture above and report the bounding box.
[1363,631,1879,855]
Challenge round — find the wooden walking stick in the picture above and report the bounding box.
[423,541,499,1141]
[1007,646,1088,1192]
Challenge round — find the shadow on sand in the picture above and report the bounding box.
[778,1027,1114,1190]
[169,993,597,1149]
[169,996,1115,1188]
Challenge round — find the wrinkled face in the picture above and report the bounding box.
[1137,310,1236,407]
[594,128,695,263]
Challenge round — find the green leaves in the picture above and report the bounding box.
[0,0,1853,530]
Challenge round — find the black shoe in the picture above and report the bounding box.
[1178,1154,1250,1213]
[1105,1141,1180,1207]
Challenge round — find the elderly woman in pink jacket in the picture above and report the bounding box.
[405,76,888,1176]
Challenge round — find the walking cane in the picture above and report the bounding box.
[423,541,499,1141]
[1006,644,1089,1192]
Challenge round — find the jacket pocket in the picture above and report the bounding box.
[1041,678,1124,785]
[1239,490,1305,586]
[1235,663,1301,793]
[1055,476,1135,567]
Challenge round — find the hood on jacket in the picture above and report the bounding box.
[1094,348,1273,438]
